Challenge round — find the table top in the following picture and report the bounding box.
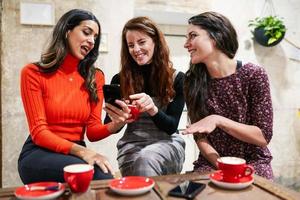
[0,172,299,200]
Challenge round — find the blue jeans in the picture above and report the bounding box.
[18,136,113,184]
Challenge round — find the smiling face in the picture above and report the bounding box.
[184,24,215,64]
[66,20,99,60]
[126,30,155,66]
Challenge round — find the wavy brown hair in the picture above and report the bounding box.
[184,12,238,123]
[36,9,101,102]
[120,16,175,105]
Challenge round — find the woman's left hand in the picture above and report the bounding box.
[129,93,158,116]
[104,100,134,123]
[70,144,114,175]
[81,148,114,175]
[182,114,220,135]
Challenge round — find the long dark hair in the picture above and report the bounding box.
[184,11,239,123]
[120,16,175,105]
[37,9,101,102]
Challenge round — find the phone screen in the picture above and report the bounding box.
[168,181,206,199]
[103,84,121,108]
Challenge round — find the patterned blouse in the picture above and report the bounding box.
[193,62,274,179]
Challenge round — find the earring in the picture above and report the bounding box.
[66,30,70,39]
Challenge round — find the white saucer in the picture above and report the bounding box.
[210,170,254,190]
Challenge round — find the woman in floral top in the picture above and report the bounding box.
[183,11,273,179]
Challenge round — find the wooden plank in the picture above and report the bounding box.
[253,175,300,200]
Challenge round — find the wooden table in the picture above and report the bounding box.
[0,172,299,200]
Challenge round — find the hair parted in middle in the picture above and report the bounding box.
[120,16,175,105]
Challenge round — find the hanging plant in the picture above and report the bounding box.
[248,15,286,47]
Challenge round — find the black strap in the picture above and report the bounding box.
[237,60,242,70]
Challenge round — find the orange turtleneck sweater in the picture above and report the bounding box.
[20,54,110,154]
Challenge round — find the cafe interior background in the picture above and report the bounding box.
[0,0,299,191]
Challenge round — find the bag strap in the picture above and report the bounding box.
[172,69,179,81]
[237,60,243,70]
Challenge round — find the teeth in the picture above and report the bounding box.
[81,46,89,54]
[136,54,144,59]
[189,50,195,55]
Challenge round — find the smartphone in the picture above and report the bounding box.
[103,84,121,108]
[168,181,206,199]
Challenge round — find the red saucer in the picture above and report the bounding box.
[14,182,65,200]
[109,176,155,196]
[210,170,253,190]
[210,170,253,183]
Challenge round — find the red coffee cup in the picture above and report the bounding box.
[217,157,254,183]
[127,104,140,121]
[63,164,94,193]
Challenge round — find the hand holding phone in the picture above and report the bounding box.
[103,84,140,121]
[103,84,121,108]
[168,181,206,199]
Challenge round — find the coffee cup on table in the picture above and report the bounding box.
[63,164,94,193]
[127,104,140,121]
[217,157,254,183]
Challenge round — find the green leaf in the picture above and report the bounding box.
[268,37,277,45]
[275,31,282,39]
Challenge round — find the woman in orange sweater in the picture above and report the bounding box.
[18,9,122,184]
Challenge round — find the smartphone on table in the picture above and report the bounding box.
[168,181,206,199]
[103,84,122,108]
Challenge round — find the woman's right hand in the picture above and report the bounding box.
[182,114,220,135]
[129,93,158,116]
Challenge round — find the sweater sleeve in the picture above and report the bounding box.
[151,72,185,134]
[248,66,273,143]
[20,64,74,154]
[86,70,111,141]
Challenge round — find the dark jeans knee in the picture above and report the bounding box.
[93,165,113,180]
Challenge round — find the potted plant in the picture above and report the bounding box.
[248,15,286,47]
